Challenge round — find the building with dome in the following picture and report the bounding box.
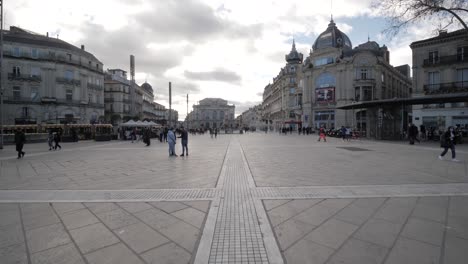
[262,18,412,139]
[1,26,104,125]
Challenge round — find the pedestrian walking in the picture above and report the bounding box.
[214,128,218,138]
[14,129,26,159]
[47,130,54,150]
[439,126,459,162]
[178,126,189,156]
[408,123,420,144]
[340,126,346,141]
[167,127,177,157]
[143,128,151,146]
[345,127,351,141]
[317,126,327,142]
[54,131,62,150]
[420,124,426,141]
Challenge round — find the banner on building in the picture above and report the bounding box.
[315,87,335,103]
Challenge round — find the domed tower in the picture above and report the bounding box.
[285,39,303,64]
[312,18,352,51]
[141,82,153,96]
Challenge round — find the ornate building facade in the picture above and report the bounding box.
[410,29,468,130]
[263,19,412,138]
[2,26,104,124]
[104,69,131,124]
[262,40,303,130]
[186,98,235,129]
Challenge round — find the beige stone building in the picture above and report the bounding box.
[2,26,104,124]
[262,40,303,131]
[410,29,468,131]
[186,98,235,129]
[302,19,412,139]
[239,104,264,131]
[104,69,131,124]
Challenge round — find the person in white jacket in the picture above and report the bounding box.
[167,128,177,157]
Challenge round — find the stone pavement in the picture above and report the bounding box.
[0,133,467,263]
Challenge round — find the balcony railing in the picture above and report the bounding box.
[423,55,468,67]
[56,77,81,86]
[8,73,41,82]
[88,83,104,91]
[423,81,468,94]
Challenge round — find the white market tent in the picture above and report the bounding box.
[120,120,161,128]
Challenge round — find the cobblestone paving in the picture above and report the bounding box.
[1,133,468,263]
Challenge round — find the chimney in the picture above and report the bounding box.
[81,45,85,50]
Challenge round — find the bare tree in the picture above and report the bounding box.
[372,0,468,37]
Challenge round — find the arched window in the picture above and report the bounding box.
[315,73,336,88]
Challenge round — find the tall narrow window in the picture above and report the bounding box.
[428,51,439,64]
[13,86,21,100]
[66,89,73,101]
[13,66,21,76]
[22,107,29,117]
[67,53,72,61]
[31,87,39,101]
[456,68,468,89]
[428,71,440,91]
[457,46,468,61]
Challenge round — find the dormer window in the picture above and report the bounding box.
[457,46,468,61]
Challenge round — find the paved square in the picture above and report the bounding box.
[0,133,467,263]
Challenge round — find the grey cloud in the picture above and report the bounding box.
[230,100,261,116]
[76,22,194,77]
[184,69,241,84]
[135,0,263,43]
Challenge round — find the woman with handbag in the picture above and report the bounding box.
[439,126,459,162]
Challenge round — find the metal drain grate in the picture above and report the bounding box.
[337,147,371,151]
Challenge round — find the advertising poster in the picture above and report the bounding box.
[316,87,335,103]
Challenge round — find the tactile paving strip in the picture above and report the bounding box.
[0,188,221,202]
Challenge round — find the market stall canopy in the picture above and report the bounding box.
[121,120,137,127]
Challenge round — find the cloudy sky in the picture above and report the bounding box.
[7,0,465,120]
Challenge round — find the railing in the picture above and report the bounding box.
[88,83,104,91]
[4,50,103,73]
[56,77,81,86]
[8,73,41,82]
[423,81,468,94]
[423,55,468,67]
[3,96,37,103]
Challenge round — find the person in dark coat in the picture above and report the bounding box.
[54,131,62,150]
[408,123,420,144]
[15,129,26,159]
[178,127,189,156]
[439,126,459,162]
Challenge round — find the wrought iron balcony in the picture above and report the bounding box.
[56,77,81,86]
[8,73,41,82]
[423,55,468,67]
[88,83,104,91]
[423,81,468,94]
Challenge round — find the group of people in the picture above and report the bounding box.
[47,130,62,151]
[167,127,188,157]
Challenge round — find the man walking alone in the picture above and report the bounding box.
[15,129,26,159]
[167,127,177,157]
